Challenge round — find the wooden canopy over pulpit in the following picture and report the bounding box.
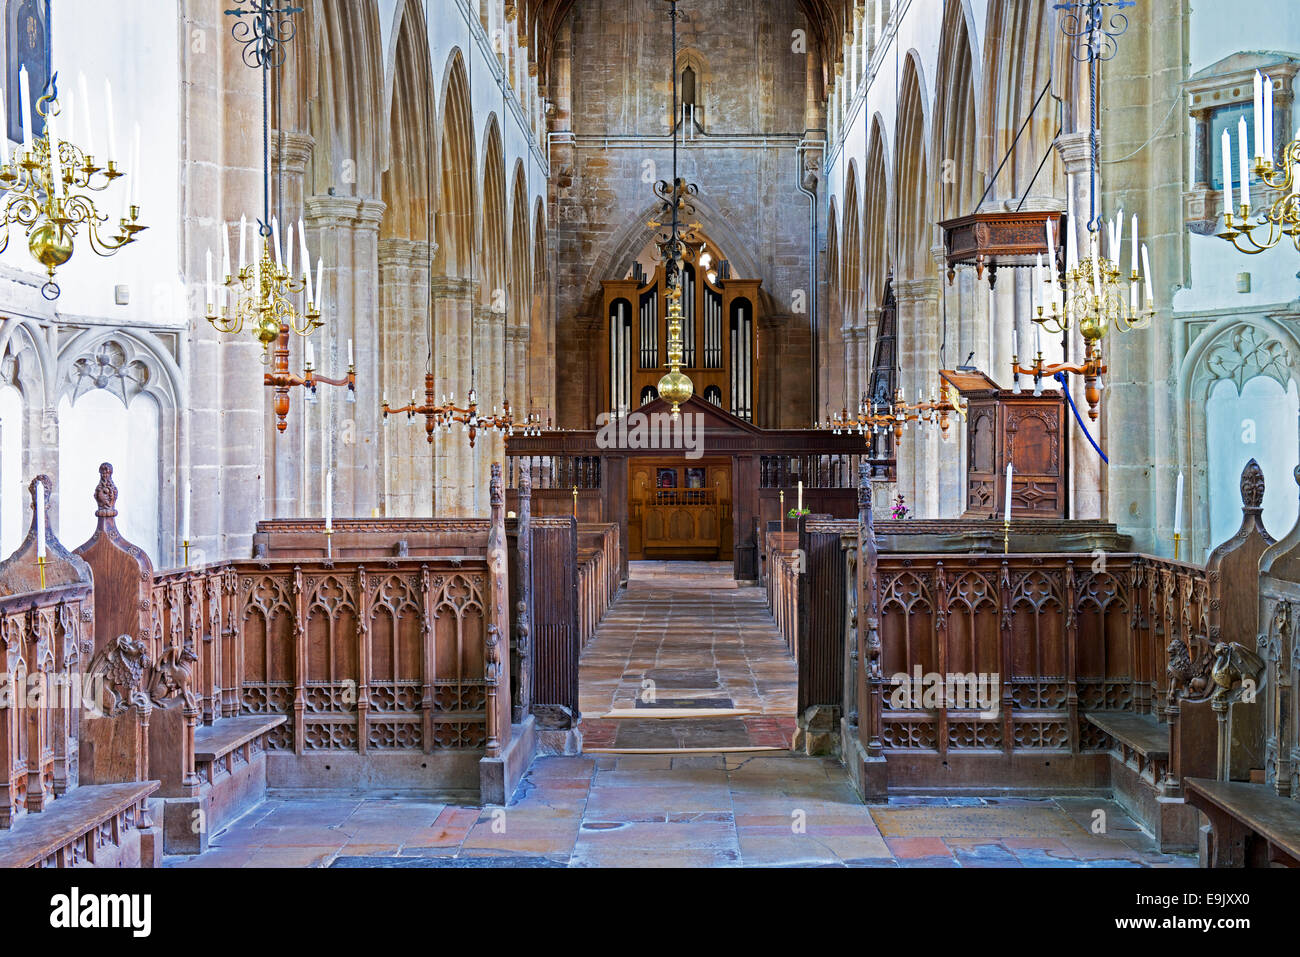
[943,369,1068,520]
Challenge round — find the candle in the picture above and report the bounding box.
[1254,70,1264,161]
[1263,75,1273,162]
[271,217,282,269]
[285,222,294,279]
[62,89,74,160]
[1045,218,1056,275]
[1034,318,1042,358]
[104,78,116,164]
[222,222,232,281]
[1004,464,1013,523]
[129,122,140,207]
[298,218,310,281]
[35,481,45,560]
[324,472,333,531]
[1141,243,1153,303]
[239,215,247,271]
[1173,472,1184,537]
[1012,323,1019,358]
[797,480,803,512]
[315,257,324,309]
[46,105,63,199]
[1130,214,1138,276]
[1065,184,1078,269]
[78,72,93,158]
[19,66,32,154]
[305,339,315,369]
[182,481,191,543]
[347,338,353,367]
[0,89,7,167]
[206,248,214,305]
[1221,128,1234,217]
[1238,116,1251,210]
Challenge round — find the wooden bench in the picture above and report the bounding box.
[0,781,159,868]
[1184,778,1300,867]
[194,714,286,783]
[1084,711,1170,775]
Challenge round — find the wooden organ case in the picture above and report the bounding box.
[602,259,762,421]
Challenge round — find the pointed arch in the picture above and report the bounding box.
[934,0,981,221]
[381,0,434,241]
[308,0,385,199]
[436,48,476,279]
[895,50,933,279]
[481,115,507,309]
[863,113,892,312]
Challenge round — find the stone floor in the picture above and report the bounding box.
[168,753,1196,868]
[578,561,798,717]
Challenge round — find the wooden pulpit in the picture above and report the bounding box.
[943,369,1068,520]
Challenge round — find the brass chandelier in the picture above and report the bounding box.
[1217,69,1300,255]
[206,0,354,431]
[1,70,146,300]
[819,383,964,443]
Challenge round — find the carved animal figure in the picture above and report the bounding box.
[1167,637,1210,702]
[90,634,151,717]
[1210,641,1267,707]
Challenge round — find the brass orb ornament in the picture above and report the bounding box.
[658,368,693,419]
[29,222,74,273]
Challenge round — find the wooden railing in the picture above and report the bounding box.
[763,528,800,655]
[577,524,621,649]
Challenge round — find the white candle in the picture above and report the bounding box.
[298,218,310,281]
[1238,116,1251,210]
[182,481,191,543]
[129,122,140,207]
[104,78,116,164]
[1263,75,1274,161]
[1141,243,1153,303]
[325,472,333,531]
[239,215,248,271]
[61,89,74,160]
[285,222,294,279]
[1045,219,1056,274]
[1221,128,1234,216]
[206,248,214,305]
[1173,472,1184,537]
[1254,70,1264,161]
[1004,464,1013,523]
[305,339,315,368]
[271,217,283,269]
[222,222,232,281]
[46,106,63,199]
[1130,214,1138,276]
[35,481,45,560]
[347,338,353,367]
[797,480,803,512]
[19,66,32,154]
[1034,318,1042,358]
[315,257,324,309]
[78,72,93,157]
[1065,184,1078,269]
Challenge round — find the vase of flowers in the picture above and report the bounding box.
[890,494,909,520]
[787,507,810,520]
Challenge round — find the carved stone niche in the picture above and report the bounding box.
[75,463,158,785]
[1183,54,1299,235]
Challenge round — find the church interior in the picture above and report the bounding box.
[0,0,1298,893]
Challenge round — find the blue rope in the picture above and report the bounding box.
[1054,372,1108,464]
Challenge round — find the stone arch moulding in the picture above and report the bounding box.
[56,329,183,411]
[0,317,56,408]
[1176,312,1300,558]
[577,192,765,328]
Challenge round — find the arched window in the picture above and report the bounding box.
[1206,375,1299,544]
[58,389,160,563]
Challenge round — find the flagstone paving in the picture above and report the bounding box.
[167,753,1197,868]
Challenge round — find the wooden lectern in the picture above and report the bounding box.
[942,369,1068,520]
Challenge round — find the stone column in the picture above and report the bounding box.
[1056,131,1104,520]
[303,195,386,523]
[265,130,316,521]
[378,238,433,517]
[893,276,941,517]
[432,276,478,516]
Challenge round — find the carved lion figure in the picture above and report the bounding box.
[1167,636,1211,702]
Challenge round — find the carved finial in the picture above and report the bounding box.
[29,474,52,513]
[1241,459,1265,512]
[857,460,872,511]
[94,462,119,518]
[490,462,504,507]
[519,463,532,495]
